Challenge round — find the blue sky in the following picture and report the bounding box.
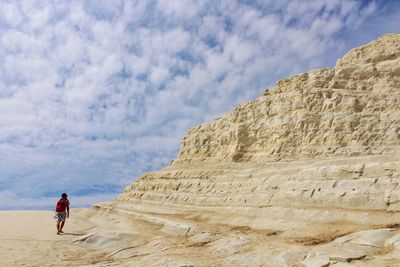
[0,0,399,209]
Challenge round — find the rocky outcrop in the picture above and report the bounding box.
[98,34,400,266]
[175,33,400,163]
[116,34,400,217]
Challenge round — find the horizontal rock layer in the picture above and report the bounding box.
[114,34,400,228]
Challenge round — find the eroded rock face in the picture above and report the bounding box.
[176,34,400,163]
[85,33,400,267]
[115,34,400,228]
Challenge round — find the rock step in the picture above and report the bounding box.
[112,200,400,230]
[122,176,400,210]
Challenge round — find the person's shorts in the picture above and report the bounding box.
[56,211,66,222]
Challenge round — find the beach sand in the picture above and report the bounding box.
[0,207,184,266]
[2,207,400,266]
[0,209,109,266]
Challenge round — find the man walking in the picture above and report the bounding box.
[55,193,70,234]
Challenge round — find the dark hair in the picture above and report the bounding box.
[61,193,68,198]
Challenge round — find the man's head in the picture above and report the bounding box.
[61,192,68,198]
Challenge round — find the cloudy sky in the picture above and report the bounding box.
[0,0,399,209]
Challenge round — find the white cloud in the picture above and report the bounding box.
[156,0,201,20]
[0,3,24,27]
[150,66,169,85]
[0,0,398,209]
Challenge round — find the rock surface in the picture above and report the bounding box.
[97,34,400,266]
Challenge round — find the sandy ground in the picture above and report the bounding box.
[0,208,292,266]
[0,209,109,266]
[1,208,400,267]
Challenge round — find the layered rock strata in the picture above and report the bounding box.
[115,34,400,228]
[85,33,400,266]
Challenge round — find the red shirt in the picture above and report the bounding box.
[55,198,70,212]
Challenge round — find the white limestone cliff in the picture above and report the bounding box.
[94,34,400,266]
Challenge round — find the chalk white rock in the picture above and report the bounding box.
[303,254,331,267]
[348,229,394,248]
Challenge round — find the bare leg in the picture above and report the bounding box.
[60,221,65,233]
[57,221,61,234]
